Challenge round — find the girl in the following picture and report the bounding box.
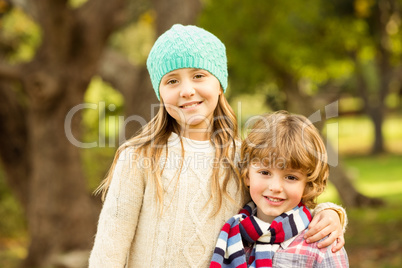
[210,111,348,267]
[89,24,345,268]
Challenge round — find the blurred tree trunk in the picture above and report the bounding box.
[98,49,158,140]
[355,57,388,155]
[0,81,30,213]
[0,0,127,266]
[151,0,202,34]
[354,0,399,155]
[0,0,203,267]
[369,0,398,155]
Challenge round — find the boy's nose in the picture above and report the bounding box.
[268,177,283,192]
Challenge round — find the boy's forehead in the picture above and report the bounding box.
[249,160,307,174]
[248,152,303,169]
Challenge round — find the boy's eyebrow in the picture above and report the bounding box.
[287,169,306,175]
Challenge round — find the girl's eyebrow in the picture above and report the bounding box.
[191,68,209,74]
[197,69,211,73]
[162,72,178,80]
[163,69,207,81]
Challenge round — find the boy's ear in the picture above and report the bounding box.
[245,175,250,186]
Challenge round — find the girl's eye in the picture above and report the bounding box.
[167,79,178,85]
[194,74,205,79]
[285,175,298,181]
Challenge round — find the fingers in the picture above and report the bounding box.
[305,223,345,251]
[304,215,328,241]
[316,227,338,248]
[305,224,335,245]
[331,235,345,253]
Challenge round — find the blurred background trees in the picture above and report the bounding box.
[201,0,402,154]
[0,0,401,267]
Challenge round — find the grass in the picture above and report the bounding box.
[316,154,402,268]
[326,114,402,155]
[343,154,402,267]
[345,204,402,267]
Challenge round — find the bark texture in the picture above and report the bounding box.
[0,0,202,267]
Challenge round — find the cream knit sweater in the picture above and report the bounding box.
[88,133,346,267]
[89,133,243,267]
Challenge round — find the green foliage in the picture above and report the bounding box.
[324,114,402,155]
[0,8,40,63]
[344,154,402,184]
[68,0,88,8]
[108,12,155,65]
[200,0,402,116]
[82,146,116,191]
[0,169,26,238]
[82,76,124,190]
[82,76,124,144]
[199,0,357,97]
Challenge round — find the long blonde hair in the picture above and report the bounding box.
[96,94,246,215]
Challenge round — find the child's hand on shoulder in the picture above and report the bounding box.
[304,209,345,253]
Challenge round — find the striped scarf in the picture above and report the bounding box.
[210,202,312,268]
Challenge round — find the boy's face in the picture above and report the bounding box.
[246,163,307,223]
[159,68,221,139]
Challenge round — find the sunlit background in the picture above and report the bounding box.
[0,0,401,267]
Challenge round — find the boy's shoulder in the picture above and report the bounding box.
[281,229,327,253]
[275,229,349,267]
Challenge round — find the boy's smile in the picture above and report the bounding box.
[246,163,307,223]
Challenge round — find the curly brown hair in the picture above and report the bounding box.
[239,111,329,209]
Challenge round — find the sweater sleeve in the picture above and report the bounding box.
[89,147,145,267]
[312,202,348,233]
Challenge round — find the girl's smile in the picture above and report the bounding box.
[179,101,203,109]
[159,68,221,140]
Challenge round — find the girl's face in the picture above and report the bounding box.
[246,163,307,223]
[159,68,221,140]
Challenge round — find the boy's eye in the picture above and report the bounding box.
[285,175,298,181]
[259,170,270,176]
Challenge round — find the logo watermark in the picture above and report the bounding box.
[64,101,339,166]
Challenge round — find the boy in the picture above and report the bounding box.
[210,111,349,267]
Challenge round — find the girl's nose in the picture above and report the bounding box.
[179,80,195,98]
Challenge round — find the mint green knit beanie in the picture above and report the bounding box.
[146,24,228,100]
